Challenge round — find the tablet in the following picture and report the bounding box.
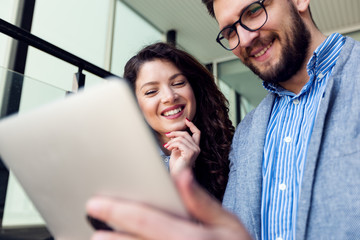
[0,78,188,240]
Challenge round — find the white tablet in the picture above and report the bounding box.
[0,78,188,240]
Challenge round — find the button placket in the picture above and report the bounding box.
[279,183,287,191]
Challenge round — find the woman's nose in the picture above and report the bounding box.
[161,89,178,103]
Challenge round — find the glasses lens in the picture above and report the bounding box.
[216,1,268,51]
[217,27,238,50]
[241,2,267,30]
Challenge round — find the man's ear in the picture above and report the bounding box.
[293,0,310,13]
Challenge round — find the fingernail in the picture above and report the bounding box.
[86,199,102,214]
[163,143,168,148]
[185,117,191,122]
[165,132,171,135]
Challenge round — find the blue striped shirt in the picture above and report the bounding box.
[261,33,345,240]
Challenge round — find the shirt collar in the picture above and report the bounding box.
[263,33,345,97]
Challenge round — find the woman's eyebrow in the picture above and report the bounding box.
[139,73,185,90]
[139,81,158,91]
[169,73,185,80]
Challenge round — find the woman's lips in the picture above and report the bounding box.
[161,105,185,119]
[163,107,183,116]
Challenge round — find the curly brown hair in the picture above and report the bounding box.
[123,42,234,201]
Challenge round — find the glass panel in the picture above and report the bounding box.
[0,66,67,117]
[217,58,268,120]
[219,80,237,127]
[24,0,111,91]
[0,0,16,69]
[0,66,67,240]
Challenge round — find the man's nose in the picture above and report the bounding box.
[236,24,260,48]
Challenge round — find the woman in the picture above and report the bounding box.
[124,42,234,201]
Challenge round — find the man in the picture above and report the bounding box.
[86,0,360,239]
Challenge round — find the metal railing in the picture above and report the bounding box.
[0,18,119,87]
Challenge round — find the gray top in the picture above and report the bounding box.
[159,149,170,171]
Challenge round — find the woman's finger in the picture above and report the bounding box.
[185,119,201,145]
[165,136,198,152]
[166,141,200,164]
[166,138,200,157]
[166,139,200,172]
[165,131,193,143]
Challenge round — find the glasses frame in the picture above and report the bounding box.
[216,0,268,51]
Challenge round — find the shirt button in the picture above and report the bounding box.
[284,136,292,143]
[164,158,169,163]
[318,73,324,78]
[276,237,283,240]
[279,183,287,191]
[293,99,300,105]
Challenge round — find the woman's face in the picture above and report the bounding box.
[135,59,196,141]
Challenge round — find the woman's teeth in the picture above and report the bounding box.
[163,107,182,116]
[254,42,272,58]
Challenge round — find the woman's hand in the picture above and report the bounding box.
[163,118,201,175]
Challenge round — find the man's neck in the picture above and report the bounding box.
[279,31,327,95]
[278,65,310,94]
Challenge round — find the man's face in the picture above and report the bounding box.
[214,0,310,84]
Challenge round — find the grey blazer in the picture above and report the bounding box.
[222,37,360,240]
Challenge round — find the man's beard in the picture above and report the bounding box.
[243,2,311,84]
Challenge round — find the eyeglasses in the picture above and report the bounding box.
[216,0,268,51]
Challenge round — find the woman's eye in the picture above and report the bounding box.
[144,89,157,95]
[173,81,185,86]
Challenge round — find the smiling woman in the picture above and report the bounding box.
[135,59,197,138]
[123,42,235,201]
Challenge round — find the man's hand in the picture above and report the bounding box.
[86,168,252,240]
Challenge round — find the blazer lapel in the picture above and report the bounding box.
[295,74,337,239]
[295,37,354,239]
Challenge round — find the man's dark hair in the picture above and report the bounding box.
[202,0,215,18]
[201,0,318,28]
